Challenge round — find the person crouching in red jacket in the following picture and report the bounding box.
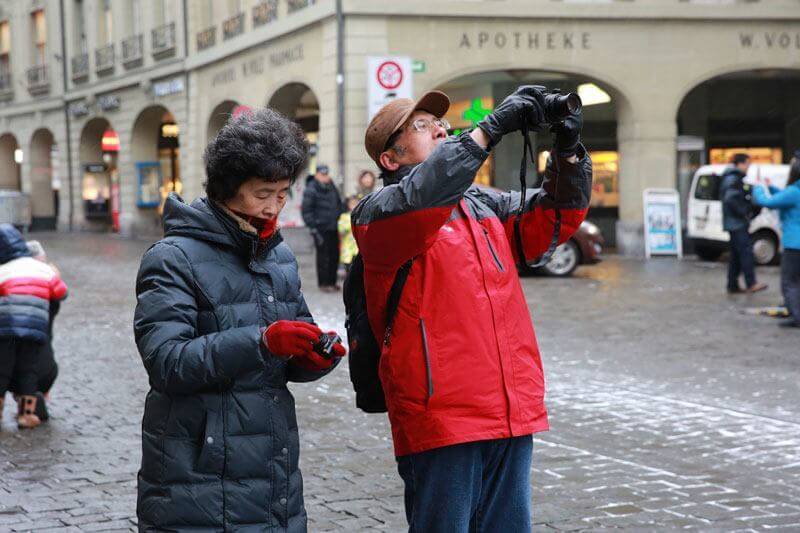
[352,87,592,531]
[0,224,67,429]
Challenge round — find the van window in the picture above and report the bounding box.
[694,174,722,201]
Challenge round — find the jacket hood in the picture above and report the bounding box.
[0,223,31,264]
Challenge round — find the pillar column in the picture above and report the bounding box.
[616,102,677,256]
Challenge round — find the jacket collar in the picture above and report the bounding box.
[208,200,283,258]
[379,165,415,187]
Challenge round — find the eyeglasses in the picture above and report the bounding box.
[408,117,450,133]
[384,117,451,152]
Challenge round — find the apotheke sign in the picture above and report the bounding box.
[458,31,591,50]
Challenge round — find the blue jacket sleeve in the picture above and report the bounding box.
[753,185,800,209]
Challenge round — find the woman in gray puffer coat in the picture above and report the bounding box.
[134,108,345,532]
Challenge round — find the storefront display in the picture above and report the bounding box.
[537,150,619,208]
[709,147,782,165]
[82,163,111,219]
[157,122,181,211]
[137,162,162,208]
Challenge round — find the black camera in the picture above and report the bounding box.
[542,90,582,125]
[313,332,342,360]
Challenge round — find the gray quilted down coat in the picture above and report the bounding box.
[134,193,336,532]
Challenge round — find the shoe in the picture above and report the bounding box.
[16,395,42,429]
[779,320,800,328]
[746,283,768,293]
[727,286,744,294]
[33,392,48,421]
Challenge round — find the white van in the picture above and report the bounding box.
[687,164,789,265]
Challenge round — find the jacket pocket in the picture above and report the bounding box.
[195,409,225,475]
[483,227,505,272]
[419,318,434,400]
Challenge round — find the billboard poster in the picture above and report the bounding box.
[643,188,683,258]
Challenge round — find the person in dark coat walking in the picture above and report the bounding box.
[134,108,345,532]
[720,153,767,294]
[301,164,343,291]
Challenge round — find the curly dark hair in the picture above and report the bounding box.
[204,107,309,201]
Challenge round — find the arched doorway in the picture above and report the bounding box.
[131,105,181,216]
[78,117,119,229]
[206,100,241,144]
[29,128,58,230]
[268,83,320,228]
[435,70,620,245]
[0,133,21,191]
[677,68,800,218]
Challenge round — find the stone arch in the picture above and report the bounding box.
[0,133,21,190]
[29,128,57,228]
[206,99,240,145]
[131,104,181,206]
[267,82,320,133]
[425,64,634,118]
[434,67,624,244]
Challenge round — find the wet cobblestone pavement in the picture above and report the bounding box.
[1,232,799,531]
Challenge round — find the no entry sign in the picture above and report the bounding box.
[376,61,403,90]
[367,56,413,121]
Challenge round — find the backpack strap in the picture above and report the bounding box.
[383,259,414,346]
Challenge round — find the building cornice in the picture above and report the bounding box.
[342,0,800,22]
[185,1,336,71]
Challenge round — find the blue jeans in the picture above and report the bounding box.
[396,436,533,532]
[728,228,757,289]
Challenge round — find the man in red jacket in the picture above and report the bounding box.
[352,87,592,530]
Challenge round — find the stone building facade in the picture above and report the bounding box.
[0,0,798,252]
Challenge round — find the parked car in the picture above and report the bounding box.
[687,163,789,265]
[534,220,604,277]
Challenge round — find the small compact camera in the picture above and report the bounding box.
[313,333,342,360]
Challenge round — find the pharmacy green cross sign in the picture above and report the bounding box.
[462,98,492,126]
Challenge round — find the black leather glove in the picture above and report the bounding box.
[551,113,583,158]
[477,86,546,147]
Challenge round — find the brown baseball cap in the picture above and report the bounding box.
[365,90,450,167]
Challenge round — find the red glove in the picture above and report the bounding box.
[262,322,346,372]
[262,321,321,358]
[292,332,347,372]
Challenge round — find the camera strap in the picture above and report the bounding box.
[514,123,562,270]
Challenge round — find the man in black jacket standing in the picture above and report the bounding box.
[720,153,767,294]
[301,164,344,292]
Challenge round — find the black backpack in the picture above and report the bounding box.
[343,253,413,413]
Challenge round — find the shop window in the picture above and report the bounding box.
[446,97,495,187]
[82,163,111,219]
[538,150,619,207]
[709,147,782,165]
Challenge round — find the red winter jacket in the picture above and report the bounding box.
[352,132,592,456]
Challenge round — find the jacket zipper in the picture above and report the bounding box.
[419,318,434,399]
[483,227,505,272]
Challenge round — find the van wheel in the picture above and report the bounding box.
[695,245,723,262]
[752,230,779,266]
